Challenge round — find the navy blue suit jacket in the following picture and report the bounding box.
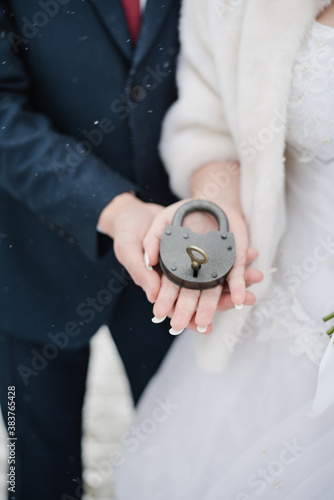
[0,0,180,347]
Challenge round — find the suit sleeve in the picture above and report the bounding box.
[160,0,237,199]
[0,3,139,263]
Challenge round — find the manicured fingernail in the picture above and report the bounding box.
[169,327,184,336]
[235,304,244,310]
[197,326,207,333]
[151,316,167,324]
[144,251,153,271]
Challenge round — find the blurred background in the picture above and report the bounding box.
[0,326,133,500]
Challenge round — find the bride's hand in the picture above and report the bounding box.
[143,199,263,334]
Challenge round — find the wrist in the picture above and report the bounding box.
[190,160,242,211]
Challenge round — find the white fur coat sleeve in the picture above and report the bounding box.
[160,0,331,202]
[159,0,237,199]
[159,0,332,373]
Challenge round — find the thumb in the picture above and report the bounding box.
[143,200,188,267]
[143,212,172,268]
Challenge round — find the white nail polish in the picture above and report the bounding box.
[144,251,153,271]
[197,326,207,333]
[169,327,184,336]
[151,316,167,324]
[235,304,244,310]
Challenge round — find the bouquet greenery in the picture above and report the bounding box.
[323,312,334,337]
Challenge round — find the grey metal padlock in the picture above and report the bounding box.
[159,200,236,290]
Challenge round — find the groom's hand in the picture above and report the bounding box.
[99,193,263,335]
[98,192,164,303]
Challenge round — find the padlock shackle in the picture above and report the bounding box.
[172,200,229,232]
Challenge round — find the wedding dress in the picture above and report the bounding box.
[115,21,334,500]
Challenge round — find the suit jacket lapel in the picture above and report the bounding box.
[87,0,132,61]
[133,0,176,67]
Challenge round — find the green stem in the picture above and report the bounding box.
[323,312,334,323]
[327,325,334,337]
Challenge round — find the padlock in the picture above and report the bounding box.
[159,200,236,290]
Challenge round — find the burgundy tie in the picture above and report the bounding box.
[121,0,141,45]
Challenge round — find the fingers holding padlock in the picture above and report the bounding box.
[244,266,264,287]
[224,246,263,307]
[152,268,262,334]
[187,315,213,335]
[212,206,249,307]
[220,267,262,294]
[169,307,214,335]
[217,289,256,312]
[194,285,223,333]
[225,248,247,307]
[143,200,191,268]
[157,304,214,335]
[154,280,224,335]
[152,273,215,334]
[169,287,201,333]
[217,265,264,312]
[149,200,264,334]
[152,273,181,323]
[154,283,217,335]
[245,247,259,266]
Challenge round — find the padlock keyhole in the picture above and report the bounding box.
[191,261,201,278]
[187,246,209,280]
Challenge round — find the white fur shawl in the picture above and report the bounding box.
[160,0,332,371]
